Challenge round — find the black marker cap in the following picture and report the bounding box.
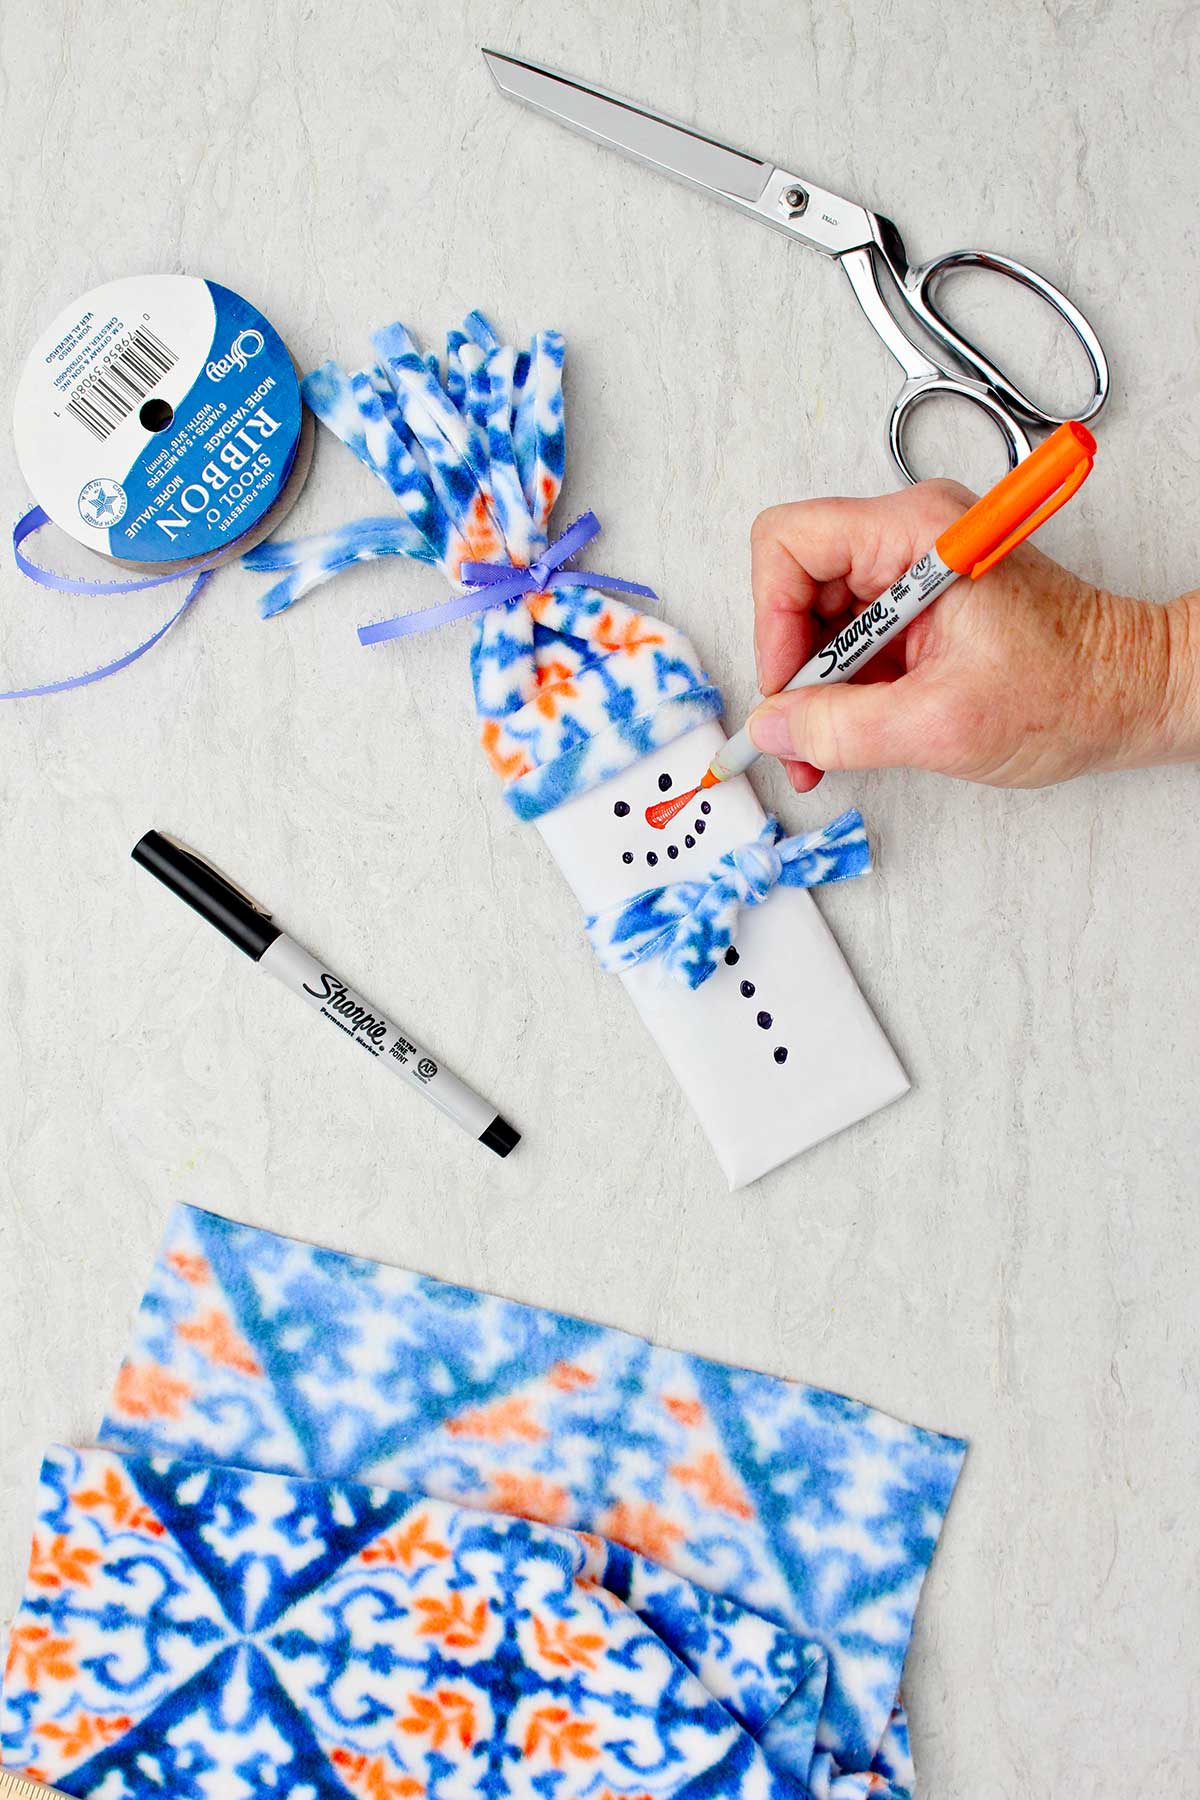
[479,1115,521,1158]
[132,830,281,961]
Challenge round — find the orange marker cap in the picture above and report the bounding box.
[935,421,1097,580]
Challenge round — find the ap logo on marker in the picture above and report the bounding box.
[78,478,127,527]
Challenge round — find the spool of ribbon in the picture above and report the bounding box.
[5,273,308,700]
[586,811,872,989]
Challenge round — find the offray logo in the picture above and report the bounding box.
[206,329,265,381]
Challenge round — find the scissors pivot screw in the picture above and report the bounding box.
[781,185,808,214]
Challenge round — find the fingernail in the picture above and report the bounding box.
[748,706,794,756]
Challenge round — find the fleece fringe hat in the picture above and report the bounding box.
[244,311,722,819]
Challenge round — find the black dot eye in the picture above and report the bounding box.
[724,947,740,966]
[622,850,633,864]
[646,851,658,867]
[667,844,679,859]
[756,1010,772,1029]
[694,820,706,834]
[700,800,711,815]
[773,1045,788,1064]
[740,980,755,998]
[613,801,630,817]
[657,773,672,792]
[684,834,695,848]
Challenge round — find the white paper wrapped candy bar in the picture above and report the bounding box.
[540,717,907,1186]
[245,312,908,1184]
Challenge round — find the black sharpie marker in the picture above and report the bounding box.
[132,831,519,1157]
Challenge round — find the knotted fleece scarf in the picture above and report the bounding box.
[587,813,871,988]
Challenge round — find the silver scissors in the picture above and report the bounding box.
[483,48,1109,484]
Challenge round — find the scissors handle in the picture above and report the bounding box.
[839,236,1108,485]
[839,244,1032,483]
[888,373,1032,487]
[900,246,1110,431]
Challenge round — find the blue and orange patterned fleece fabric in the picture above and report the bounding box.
[242,313,723,821]
[0,1205,966,1800]
[4,1444,876,1800]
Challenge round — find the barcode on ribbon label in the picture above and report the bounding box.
[66,326,177,441]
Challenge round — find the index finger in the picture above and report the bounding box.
[750,485,973,696]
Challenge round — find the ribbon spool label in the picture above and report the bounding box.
[13,275,302,565]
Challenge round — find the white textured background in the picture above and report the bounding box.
[1,2,1198,1793]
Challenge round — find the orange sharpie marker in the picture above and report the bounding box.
[701,421,1097,790]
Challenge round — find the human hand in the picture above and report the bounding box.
[747,481,1199,792]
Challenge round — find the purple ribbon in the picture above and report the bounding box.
[4,507,211,700]
[357,511,656,648]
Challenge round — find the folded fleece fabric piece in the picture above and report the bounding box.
[92,1205,966,1799]
[1,1445,825,1800]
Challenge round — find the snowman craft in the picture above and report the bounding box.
[247,313,908,1184]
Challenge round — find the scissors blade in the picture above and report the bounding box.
[483,47,770,201]
[482,48,876,258]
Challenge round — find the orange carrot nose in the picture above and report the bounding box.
[646,788,698,829]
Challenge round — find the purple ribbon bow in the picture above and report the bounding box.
[357,512,656,647]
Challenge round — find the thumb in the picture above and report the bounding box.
[748,676,937,773]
